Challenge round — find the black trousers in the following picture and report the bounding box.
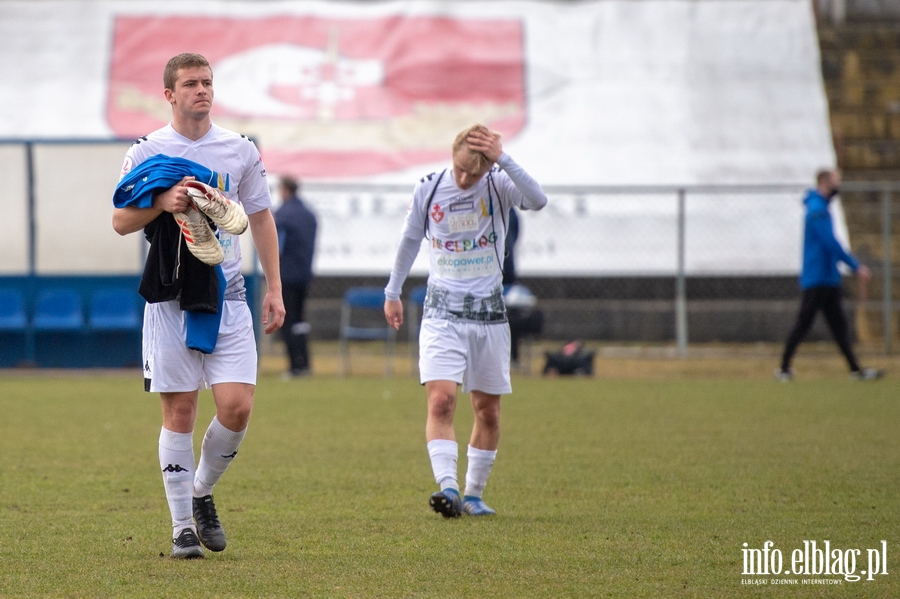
[508,307,543,362]
[780,286,860,372]
[281,283,311,373]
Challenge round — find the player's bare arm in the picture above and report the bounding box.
[248,208,286,334]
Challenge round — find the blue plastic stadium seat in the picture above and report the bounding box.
[32,288,85,367]
[0,289,30,367]
[86,288,141,367]
[410,285,428,306]
[89,289,140,330]
[339,286,396,376]
[33,289,83,330]
[0,289,27,330]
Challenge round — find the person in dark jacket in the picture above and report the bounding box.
[275,176,318,377]
[776,169,883,381]
[502,206,519,287]
[500,207,543,370]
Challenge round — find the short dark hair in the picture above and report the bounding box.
[816,168,837,186]
[164,53,211,90]
[280,176,299,196]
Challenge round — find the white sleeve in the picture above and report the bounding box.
[496,153,548,211]
[237,138,272,214]
[385,235,423,301]
[385,171,445,300]
[119,141,148,180]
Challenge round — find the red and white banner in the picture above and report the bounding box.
[108,15,525,179]
[1,0,834,186]
[0,1,838,275]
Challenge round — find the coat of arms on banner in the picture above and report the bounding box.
[107,16,525,179]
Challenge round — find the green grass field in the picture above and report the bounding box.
[1,354,899,598]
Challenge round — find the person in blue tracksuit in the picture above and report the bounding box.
[777,169,883,381]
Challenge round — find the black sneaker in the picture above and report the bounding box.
[171,527,204,559]
[429,489,462,518]
[193,495,227,552]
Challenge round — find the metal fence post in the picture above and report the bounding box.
[25,141,36,364]
[830,0,846,25]
[676,188,688,356]
[882,187,892,355]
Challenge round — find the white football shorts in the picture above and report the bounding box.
[418,318,512,394]
[142,299,257,392]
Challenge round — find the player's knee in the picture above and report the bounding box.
[217,402,252,431]
[428,393,456,420]
[475,404,500,429]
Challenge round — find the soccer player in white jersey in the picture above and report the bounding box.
[384,124,548,517]
[112,53,285,558]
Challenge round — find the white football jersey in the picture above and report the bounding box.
[121,122,271,283]
[399,156,546,322]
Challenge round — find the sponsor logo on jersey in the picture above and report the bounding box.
[432,250,497,279]
[216,172,230,192]
[430,203,445,223]
[431,232,498,252]
[449,200,475,213]
[449,212,479,233]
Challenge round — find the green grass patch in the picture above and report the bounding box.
[0,374,898,597]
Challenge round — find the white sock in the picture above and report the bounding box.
[193,416,246,498]
[159,428,195,534]
[464,445,497,499]
[427,439,459,493]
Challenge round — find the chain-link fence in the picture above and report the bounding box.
[299,181,900,353]
[2,140,899,354]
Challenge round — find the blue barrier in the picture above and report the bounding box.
[0,276,143,368]
[0,274,260,369]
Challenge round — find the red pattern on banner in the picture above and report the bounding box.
[107,15,525,179]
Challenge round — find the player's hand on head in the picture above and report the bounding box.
[467,127,503,163]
